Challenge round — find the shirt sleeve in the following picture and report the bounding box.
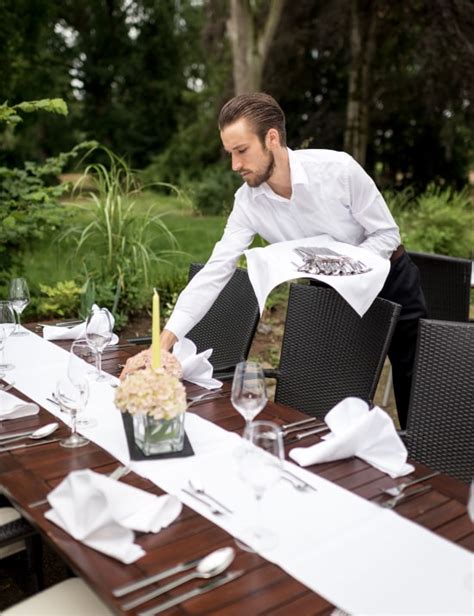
[345,156,400,259]
[164,201,256,340]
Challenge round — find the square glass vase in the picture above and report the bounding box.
[133,412,185,455]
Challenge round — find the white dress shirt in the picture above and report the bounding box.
[166,148,400,340]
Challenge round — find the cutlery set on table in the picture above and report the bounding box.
[112,547,243,615]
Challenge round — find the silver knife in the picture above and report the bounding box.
[0,438,61,452]
[137,570,244,616]
[287,425,330,444]
[112,555,203,597]
[0,429,36,441]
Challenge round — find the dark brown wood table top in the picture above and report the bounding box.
[0,324,471,615]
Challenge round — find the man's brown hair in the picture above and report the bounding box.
[218,93,287,147]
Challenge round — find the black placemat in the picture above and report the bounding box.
[121,412,194,461]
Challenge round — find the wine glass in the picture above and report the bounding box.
[237,420,284,552]
[0,302,16,371]
[231,361,268,430]
[55,378,89,448]
[68,340,97,428]
[85,308,113,382]
[9,278,30,336]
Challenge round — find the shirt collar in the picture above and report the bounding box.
[252,148,309,200]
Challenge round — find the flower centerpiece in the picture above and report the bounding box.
[115,351,187,455]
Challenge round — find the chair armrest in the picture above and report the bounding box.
[0,517,36,548]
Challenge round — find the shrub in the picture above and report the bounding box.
[59,147,183,326]
[35,280,83,318]
[386,185,473,258]
[188,163,241,216]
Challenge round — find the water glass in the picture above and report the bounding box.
[55,378,89,449]
[0,301,16,371]
[9,278,30,336]
[85,308,113,382]
[237,420,283,552]
[231,361,268,429]
[68,340,97,428]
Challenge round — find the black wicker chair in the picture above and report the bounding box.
[0,498,43,591]
[130,264,260,375]
[405,319,473,483]
[408,251,471,321]
[382,251,471,407]
[266,284,401,420]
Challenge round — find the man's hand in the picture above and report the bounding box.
[119,329,178,380]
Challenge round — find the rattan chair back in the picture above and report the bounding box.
[408,251,471,321]
[405,319,473,482]
[274,284,401,420]
[186,263,260,372]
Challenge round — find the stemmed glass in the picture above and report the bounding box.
[55,377,89,448]
[85,308,113,382]
[0,302,16,372]
[238,420,284,552]
[9,278,30,336]
[68,340,97,428]
[231,361,268,430]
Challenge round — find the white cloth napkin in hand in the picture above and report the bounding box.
[45,469,182,564]
[0,390,39,420]
[42,304,119,345]
[173,338,222,389]
[289,397,414,478]
[245,234,390,317]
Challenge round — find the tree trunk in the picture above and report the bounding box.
[227,0,285,95]
[344,0,378,166]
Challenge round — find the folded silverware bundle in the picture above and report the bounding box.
[294,246,372,275]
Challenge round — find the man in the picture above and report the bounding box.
[126,92,426,429]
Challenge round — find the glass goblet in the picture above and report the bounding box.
[231,361,268,430]
[68,340,97,428]
[55,378,89,449]
[0,301,16,371]
[9,278,30,336]
[85,308,113,382]
[237,420,284,552]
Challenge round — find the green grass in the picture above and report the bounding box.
[21,191,227,293]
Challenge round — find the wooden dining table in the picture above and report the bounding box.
[0,326,472,615]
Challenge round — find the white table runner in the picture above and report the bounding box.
[3,328,472,615]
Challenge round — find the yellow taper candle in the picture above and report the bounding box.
[151,288,161,369]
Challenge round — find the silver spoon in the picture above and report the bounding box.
[0,422,59,446]
[121,547,235,611]
[188,477,233,514]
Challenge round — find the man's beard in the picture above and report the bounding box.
[241,150,275,187]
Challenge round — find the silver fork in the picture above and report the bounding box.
[187,390,223,406]
[381,471,440,497]
[381,484,432,509]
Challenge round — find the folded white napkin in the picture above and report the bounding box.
[42,304,119,345]
[0,390,39,420]
[289,398,414,478]
[45,469,182,563]
[173,338,222,389]
[245,234,390,316]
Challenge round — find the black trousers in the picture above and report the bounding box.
[378,251,427,429]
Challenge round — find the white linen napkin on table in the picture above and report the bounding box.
[0,390,39,420]
[173,338,222,389]
[289,398,414,478]
[244,234,390,317]
[42,304,119,345]
[44,469,182,564]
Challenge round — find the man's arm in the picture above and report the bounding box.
[345,156,401,259]
[164,204,255,342]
